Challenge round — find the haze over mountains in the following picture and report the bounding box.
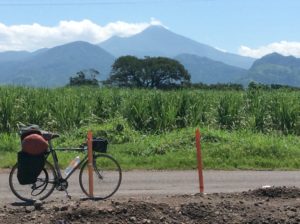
[0,25,299,87]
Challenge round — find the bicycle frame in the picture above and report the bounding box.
[47,139,88,181]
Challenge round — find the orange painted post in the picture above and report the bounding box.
[195,128,204,193]
[87,131,94,197]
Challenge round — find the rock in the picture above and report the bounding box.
[25,207,34,213]
[122,208,127,213]
[34,200,43,210]
[129,216,137,222]
[112,200,120,206]
[290,207,297,212]
[160,216,166,221]
[60,205,69,211]
[142,219,151,224]
[128,197,135,202]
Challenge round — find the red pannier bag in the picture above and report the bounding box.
[21,134,48,155]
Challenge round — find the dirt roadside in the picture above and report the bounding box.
[0,170,299,223]
[0,186,299,224]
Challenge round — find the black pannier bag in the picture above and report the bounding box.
[17,151,45,185]
[92,138,108,153]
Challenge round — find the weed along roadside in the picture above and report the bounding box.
[1,125,300,171]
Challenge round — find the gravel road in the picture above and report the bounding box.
[0,170,299,203]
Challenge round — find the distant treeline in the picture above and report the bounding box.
[70,67,300,92]
[188,83,244,91]
[70,70,300,92]
[189,82,300,91]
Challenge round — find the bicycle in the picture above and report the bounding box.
[9,125,122,202]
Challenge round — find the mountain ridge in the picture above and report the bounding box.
[99,25,255,69]
[0,41,115,86]
[240,53,300,87]
[175,54,247,84]
[0,26,299,87]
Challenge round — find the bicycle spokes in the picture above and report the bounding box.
[94,166,104,180]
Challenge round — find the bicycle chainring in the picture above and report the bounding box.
[56,179,69,191]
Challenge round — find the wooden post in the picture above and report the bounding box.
[195,128,204,193]
[87,131,94,197]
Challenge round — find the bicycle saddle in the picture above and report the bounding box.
[42,132,60,141]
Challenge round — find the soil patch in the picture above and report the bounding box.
[0,186,299,224]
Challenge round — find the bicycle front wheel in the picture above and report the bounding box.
[9,161,57,202]
[79,154,122,200]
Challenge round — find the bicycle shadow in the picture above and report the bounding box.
[11,201,34,207]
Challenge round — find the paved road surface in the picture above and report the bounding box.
[0,170,299,203]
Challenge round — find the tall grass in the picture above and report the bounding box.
[0,86,299,135]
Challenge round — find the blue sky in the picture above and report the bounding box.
[0,0,299,57]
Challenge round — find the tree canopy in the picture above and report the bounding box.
[105,56,190,89]
[69,69,100,86]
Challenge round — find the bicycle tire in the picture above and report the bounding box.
[9,160,57,202]
[79,153,122,200]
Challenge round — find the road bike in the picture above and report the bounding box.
[9,126,122,202]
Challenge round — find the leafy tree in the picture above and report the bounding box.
[69,69,100,86]
[106,56,190,89]
[143,57,190,88]
[105,56,143,87]
[247,81,270,91]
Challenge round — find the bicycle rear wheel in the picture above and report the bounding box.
[79,154,122,200]
[9,161,57,202]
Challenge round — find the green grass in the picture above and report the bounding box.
[1,125,299,170]
[0,86,299,170]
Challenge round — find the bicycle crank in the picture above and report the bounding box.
[56,179,68,191]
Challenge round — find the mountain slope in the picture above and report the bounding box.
[0,41,115,86]
[100,26,255,69]
[0,51,31,62]
[175,54,247,84]
[241,53,300,87]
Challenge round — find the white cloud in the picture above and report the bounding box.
[239,41,300,58]
[214,46,227,53]
[0,18,164,52]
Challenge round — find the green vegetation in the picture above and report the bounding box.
[1,125,299,170]
[0,86,299,170]
[0,86,299,134]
